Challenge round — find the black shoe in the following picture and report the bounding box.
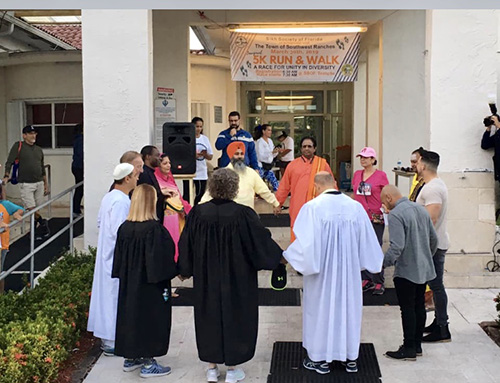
[384,345,417,361]
[35,220,50,240]
[416,345,422,357]
[424,318,437,333]
[281,206,289,211]
[422,324,451,343]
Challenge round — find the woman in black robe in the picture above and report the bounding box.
[112,184,178,378]
[178,168,283,383]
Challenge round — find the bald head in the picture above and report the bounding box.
[381,184,403,211]
[314,171,336,195]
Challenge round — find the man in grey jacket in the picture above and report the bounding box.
[380,185,438,361]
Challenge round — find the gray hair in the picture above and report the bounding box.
[208,168,239,200]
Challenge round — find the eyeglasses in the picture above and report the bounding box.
[301,145,314,148]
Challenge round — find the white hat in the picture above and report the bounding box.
[113,163,134,180]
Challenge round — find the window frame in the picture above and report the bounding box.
[24,99,83,155]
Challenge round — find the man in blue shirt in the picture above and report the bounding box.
[216,111,258,169]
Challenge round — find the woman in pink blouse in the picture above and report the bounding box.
[352,147,389,296]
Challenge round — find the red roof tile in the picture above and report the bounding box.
[34,24,82,50]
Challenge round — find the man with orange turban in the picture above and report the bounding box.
[201,141,279,211]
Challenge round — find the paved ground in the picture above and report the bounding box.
[82,199,500,383]
[83,285,500,383]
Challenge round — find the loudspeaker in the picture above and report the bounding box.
[162,122,196,174]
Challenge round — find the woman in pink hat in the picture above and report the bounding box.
[352,147,389,295]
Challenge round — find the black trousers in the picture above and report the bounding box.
[71,167,84,214]
[361,222,385,284]
[394,277,426,349]
[183,179,207,206]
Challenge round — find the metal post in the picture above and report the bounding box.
[47,165,52,219]
[69,189,74,254]
[29,214,35,289]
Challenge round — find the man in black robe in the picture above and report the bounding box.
[178,168,283,383]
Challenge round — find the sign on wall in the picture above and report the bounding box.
[155,98,176,149]
[230,33,360,82]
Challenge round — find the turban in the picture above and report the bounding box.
[227,141,246,159]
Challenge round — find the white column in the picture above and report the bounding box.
[82,10,154,247]
[153,11,191,123]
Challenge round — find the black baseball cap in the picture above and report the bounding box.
[22,125,37,134]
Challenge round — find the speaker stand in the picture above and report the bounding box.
[173,174,196,206]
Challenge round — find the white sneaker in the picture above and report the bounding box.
[225,368,245,383]
[206,367,220,382]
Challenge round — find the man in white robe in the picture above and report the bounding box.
[87,163,137,355]
[283,171,384,374]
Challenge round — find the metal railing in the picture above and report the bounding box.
[0,181,83,289]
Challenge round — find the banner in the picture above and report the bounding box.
[230,33,360,82]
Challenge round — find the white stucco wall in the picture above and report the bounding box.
[0,58,82,201]
[82,10,154,247]
[428,10,499,172]
[382,10,427,187]
[191,61,237,168]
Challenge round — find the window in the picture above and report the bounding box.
[26,102,83,149]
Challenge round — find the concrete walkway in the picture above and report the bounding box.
[83,285,500,383]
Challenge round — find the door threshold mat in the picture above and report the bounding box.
[269,342,381,380]
[172,287,301,307]
[267,375,381,382]
[260,214,291,227]
[363,288,398,306]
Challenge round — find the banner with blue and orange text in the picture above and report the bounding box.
[230,33,360,82]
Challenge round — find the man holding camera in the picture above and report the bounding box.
[481,114,500,181]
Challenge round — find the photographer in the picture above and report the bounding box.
[481,115,500,181]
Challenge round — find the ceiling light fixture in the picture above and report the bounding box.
[231,26,366,34]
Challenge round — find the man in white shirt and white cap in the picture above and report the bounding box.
[87,163,137,356]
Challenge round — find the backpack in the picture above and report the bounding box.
[10,141,22,185]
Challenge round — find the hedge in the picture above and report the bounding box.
[0,248,96,383]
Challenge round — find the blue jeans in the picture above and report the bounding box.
[258,167,280,191]
[428,248,448,326]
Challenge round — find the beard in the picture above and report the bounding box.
[231,158,246,173]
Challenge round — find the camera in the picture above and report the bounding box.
[484,102,499,127]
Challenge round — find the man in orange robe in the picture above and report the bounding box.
[275,136,336,242]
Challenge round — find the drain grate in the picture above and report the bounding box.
[268,342,381,383]
[363,288,398,306]
[172,288,301,307]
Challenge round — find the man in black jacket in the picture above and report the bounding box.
[481,115,500,180]
[137,145,164,221]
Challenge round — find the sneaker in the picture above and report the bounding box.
[424,318,437,333]
[225,368,245,383]
[372,284,385,295]
[341,360,358,373]
[101,346,115,357]
[384,345,417,361]
[123,358,144,372]
[140,360,172,378]
[206,367,220,382]
[35,220,50,240]
[303,356,330,375]
[362,280,374,292]
[422,324,451,343]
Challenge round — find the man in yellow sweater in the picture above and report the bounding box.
[201,141,280,212]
